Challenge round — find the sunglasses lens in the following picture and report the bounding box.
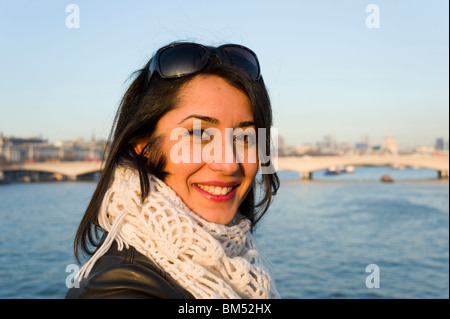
[220,46,260,80]
[158,44,207,78]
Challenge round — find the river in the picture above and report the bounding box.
[0,166,448,298]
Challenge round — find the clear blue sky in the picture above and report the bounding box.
[0,0,448,148]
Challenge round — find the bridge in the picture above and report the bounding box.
[276,154,449,179]
[1,161,103,182]
[1,154,448,182]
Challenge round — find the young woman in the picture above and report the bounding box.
[66,42,280,299]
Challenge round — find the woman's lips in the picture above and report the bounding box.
[192,182,239,202]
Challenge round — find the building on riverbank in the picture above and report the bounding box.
[0,136,107,165]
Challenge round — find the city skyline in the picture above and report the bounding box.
[1,129,448,156]
[0,1,448,149]
[0,122,448,151]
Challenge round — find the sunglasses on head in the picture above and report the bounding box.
[147,42,261,83]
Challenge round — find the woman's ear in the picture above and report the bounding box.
[133,141,147,155]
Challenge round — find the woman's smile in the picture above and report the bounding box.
[196,184,234,196]
[192,181,240,201]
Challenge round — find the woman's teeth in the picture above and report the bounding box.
[196,184,234,196]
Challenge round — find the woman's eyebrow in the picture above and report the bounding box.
[238,121,255,128]
[178,115,255,128]
[178,115,218,125]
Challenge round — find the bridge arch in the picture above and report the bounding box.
[1,169,69,182]
[76,169,102,181]
[1,161,104,182]
[276,155,449,180]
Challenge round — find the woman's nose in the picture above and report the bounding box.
[204,134,241,175]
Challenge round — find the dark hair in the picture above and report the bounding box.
[73,43,279,263]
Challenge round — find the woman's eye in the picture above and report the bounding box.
[188,129,212,140]
[234,133,256,146]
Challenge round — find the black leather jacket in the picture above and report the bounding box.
[65,241,194,299]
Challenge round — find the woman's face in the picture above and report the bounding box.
[138,75,259,225]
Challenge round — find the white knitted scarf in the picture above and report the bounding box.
[76,166,280,299]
